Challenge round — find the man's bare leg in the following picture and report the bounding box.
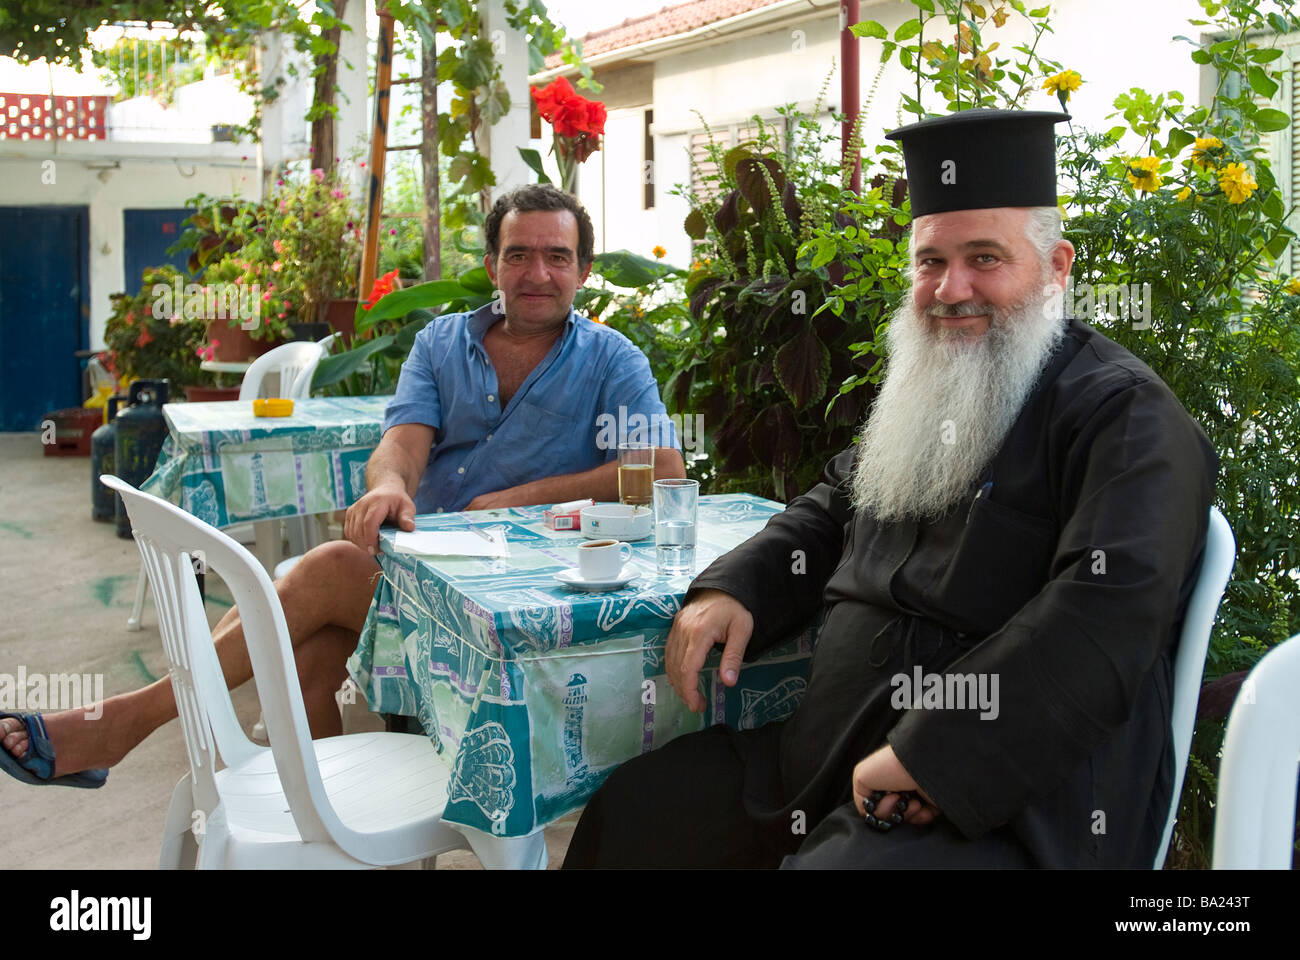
[0,541,384,777]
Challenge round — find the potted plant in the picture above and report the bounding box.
[102,265,236,401]
[172,196,280,362]
[175,172,363,355]
[247,168,363,344]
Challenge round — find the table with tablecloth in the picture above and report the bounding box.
[347,493,816,840]
[140,396,387,528]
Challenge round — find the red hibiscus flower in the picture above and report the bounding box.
[363,269,401,310]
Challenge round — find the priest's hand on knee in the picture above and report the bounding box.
[852,744,942,826]
[665,589,754,713]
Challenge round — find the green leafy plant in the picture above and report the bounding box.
[102,264,212,388]
[173,168,362,340]
[1054,3,1300,866]
[3,1,596,228]
[665,84,892,501]
[311,264,495,396]
[575,250,693,436]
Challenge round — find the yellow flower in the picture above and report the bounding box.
[1126,156,1162,193]
[1217,162,1257,204]
[1042,70,1083,100]
[652,245,666,259]
[1175,186,1192,201]
[1191,136,1223,170]
[1284,278,1300,296]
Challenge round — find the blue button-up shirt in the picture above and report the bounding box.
[383,304,679,513]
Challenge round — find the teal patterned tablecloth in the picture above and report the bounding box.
[348,493,816,839]
[140,396,388,527]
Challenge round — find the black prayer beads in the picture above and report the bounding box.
[862,790,912,832]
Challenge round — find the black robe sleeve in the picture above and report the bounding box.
[684,446,857,658]
[887,372,1217,840]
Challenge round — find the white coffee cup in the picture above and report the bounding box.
[577,539,633,580]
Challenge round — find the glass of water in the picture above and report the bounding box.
[654,478,699,576]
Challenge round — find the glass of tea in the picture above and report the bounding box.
[618,442,654,506]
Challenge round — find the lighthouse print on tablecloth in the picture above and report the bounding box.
[562,672,589,785]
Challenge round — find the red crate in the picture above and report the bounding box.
[41,407,103,457]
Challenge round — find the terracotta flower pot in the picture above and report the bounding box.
[325,298,359,346]
[185,385,242,402]
[204,318,281,362]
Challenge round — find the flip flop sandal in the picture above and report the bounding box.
[0,712,108,789]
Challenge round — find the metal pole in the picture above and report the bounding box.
[359,7,395,307]
[841,0,861,195]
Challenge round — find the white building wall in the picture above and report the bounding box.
[647,16,841,268]
[591,106,660,258]
[0,141,259,348]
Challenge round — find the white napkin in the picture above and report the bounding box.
[392,528,509,558]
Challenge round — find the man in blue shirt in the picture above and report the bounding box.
[1,185,685,785]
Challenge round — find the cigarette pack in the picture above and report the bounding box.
[544,499,594,531]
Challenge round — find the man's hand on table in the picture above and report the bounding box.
[465,488,528,511]
[344,482,416,555]
[852,743,942,826]
[665,589,754,713]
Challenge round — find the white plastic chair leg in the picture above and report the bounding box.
[127,560,148,631]
[159,773,199,869]
[195,805,231,869]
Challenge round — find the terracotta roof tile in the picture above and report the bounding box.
[544,0,787,67]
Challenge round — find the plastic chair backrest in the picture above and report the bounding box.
[238,340,330,401]
[101,474,359,853]
[1212,633,1300,868]
[287,333,336,398]
[1154,506,1236,868]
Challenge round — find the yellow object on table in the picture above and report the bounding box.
[253,398,295,417]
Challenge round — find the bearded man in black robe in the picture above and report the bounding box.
[562,110,1218,869]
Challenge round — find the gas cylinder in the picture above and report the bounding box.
[115,379,170,539]
[91,394,125,521]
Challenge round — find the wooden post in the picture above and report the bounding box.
[841,0,862,195]
[359,6,395,309]
[421,37,441,282]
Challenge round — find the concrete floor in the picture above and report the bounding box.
[0,433,576,869]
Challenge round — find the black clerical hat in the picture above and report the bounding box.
[885,109,1070,217]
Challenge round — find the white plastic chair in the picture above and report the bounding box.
[1212,633,1300,869]
[1153,507,1236,868]
[237,335,336,401]
[103,474,472,869]
[128,334,336,631]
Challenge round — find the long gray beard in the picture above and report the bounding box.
[850,287,1065,523]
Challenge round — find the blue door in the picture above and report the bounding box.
[123,208,194,291]
[0,206,89,431]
